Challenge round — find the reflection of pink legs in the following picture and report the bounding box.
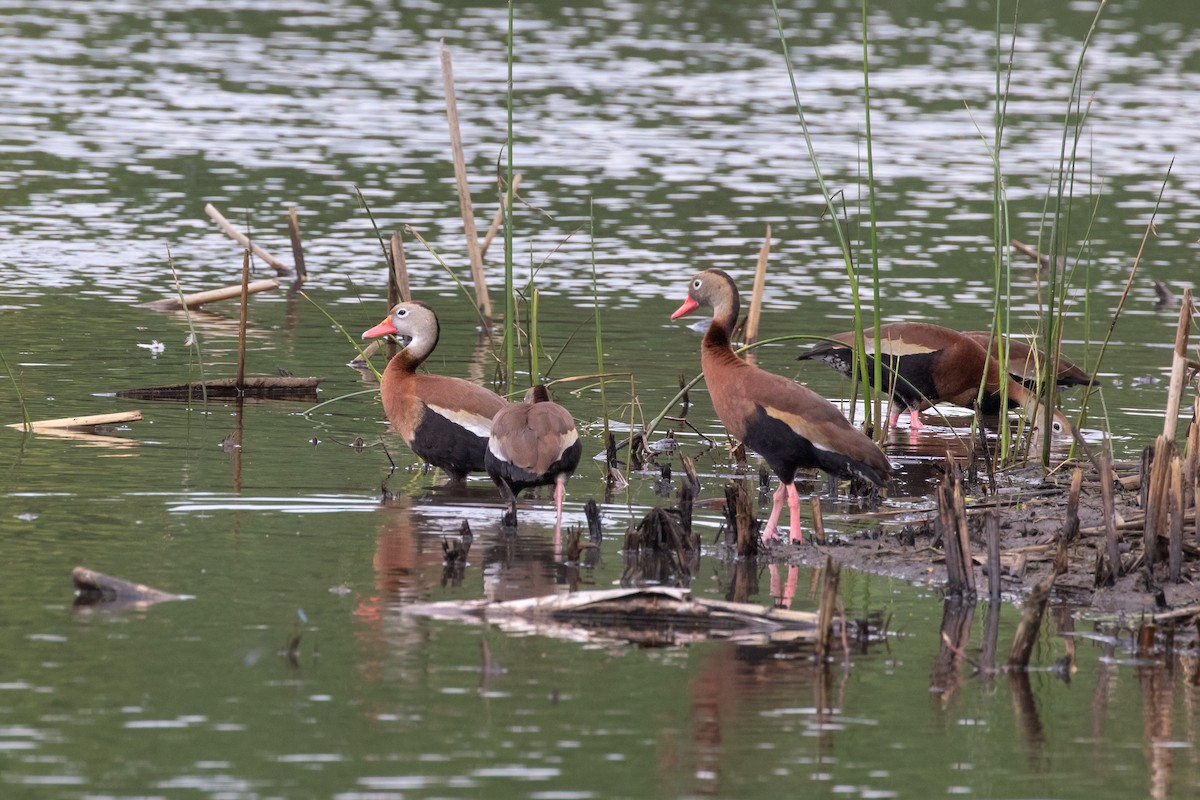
[762,482,787,541]
[768,564,800,608]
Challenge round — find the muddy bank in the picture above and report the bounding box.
[769,461,1200,617]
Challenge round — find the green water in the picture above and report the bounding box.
[3,1,1200,797]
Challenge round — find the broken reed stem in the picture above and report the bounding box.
[1145,435,1175,568]
[440,41,492,327]
[1064,467,1083,542]
[480,173,522,261]
[985,512,1001,601]
[1169,456,1184,583]
[744,225,771,346]
[937,453,976,600]
[809,496,826,545]
[287,206,307,282]
[815,555,841,660]
[236,249,250,389]
[1098,453,1122,580]
[389,230,412,303]
[1162,289,1193,440]
[204,203,291,277]
[724,479,758,557]
[386,230,411,361]
[1008,537,1068,668]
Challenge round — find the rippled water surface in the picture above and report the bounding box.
[4,1,1200,797]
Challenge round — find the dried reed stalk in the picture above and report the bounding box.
[809,495,826,545]
[236,249,250,388]
[744,225,771,346]
[815,555,841,659]
[287,206,307,282]
[1098,453,1122,581]
[440,42,492,326]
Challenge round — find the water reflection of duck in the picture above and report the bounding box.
[798,322,1074,436]
[486,384,582,535]
[362,301,506,482]
[672,269,891,544]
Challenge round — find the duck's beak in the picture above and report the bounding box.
[362,318,398,339]
[671,297,699,320]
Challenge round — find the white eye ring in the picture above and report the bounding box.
[396,308,408,317]
[1052,421,1063,432]
[692,279,702,289]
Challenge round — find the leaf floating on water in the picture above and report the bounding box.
[183,333,196,348]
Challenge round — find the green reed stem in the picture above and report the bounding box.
[504,0,516,393]
[590,199,611,447]
[298,291,383,382]
[352,185,393,269]
[771,0,873,431]
[1038,1,1105,462]
[0,347,31,432]
[860,0,883,435]
[168,248,207,404]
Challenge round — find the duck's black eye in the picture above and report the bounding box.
[396,308,408,318]
[692,279,702,290]
[1053,421,1063,433]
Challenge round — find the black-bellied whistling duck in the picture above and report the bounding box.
[798,322,1073,435]
[672,269,891,544]
[485,384,582,534]
[362,301,506,481]
[962,331,1094,415]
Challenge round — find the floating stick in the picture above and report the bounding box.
[7,411,143,431]
[204,203,291,276]
[143,279,279,311]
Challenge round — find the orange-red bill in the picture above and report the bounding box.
[670,297,699,320]
[362,318,398,339]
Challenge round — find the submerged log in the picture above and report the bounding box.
[406,586,822,647]
[115,376,321,401]
[72,566,189,609]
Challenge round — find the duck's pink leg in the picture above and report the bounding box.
[909,408,924,431]
[552,475,566,554]
[888,409,901,430]
[785,482,804,543]
[761,482,787,542]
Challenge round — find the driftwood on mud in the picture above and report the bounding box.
[72,566,189,610]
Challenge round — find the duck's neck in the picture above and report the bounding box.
[388,327,438,375]
[701,295,742,367]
